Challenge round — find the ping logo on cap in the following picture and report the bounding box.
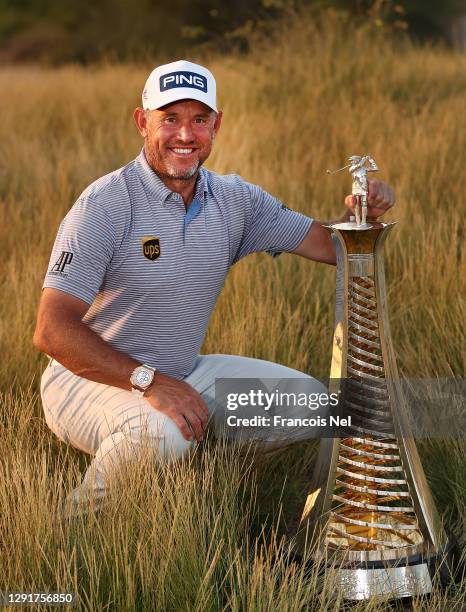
[160,71,207,93]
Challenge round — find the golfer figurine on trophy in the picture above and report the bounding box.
[295,156,454,600]
[327,154,379,228]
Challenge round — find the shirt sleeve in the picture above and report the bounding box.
[43,197,116,304]
[232,182,313,264]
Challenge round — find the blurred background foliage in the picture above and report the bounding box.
[0,0,464,64]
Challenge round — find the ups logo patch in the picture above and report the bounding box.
[141,236,161,261]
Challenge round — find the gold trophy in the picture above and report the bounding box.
[295,156,453,600]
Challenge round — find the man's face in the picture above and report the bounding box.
[135,100,222,181]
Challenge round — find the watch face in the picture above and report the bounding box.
[135,370,151,387]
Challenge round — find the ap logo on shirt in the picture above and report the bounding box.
[49,250,74,277]
[141,237,161,261]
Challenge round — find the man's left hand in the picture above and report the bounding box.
[344,179,396,220]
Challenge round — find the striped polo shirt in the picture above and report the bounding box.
[43,149,313,379]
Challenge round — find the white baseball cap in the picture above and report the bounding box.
[142,60,218,113]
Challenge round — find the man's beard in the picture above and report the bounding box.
[146,148,203,181]
[157,160,201,181]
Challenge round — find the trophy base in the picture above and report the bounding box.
[305,541,458,602]
[337,562,433,600]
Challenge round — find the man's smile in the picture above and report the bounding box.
[168,147,197,157]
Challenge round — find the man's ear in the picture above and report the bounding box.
[133,108,148,137]
[212,111,223,138]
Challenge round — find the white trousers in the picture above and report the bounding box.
[40,354,327,517]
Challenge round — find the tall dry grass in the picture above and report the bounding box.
[0,9,464,610]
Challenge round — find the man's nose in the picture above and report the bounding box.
[176,123,195,142]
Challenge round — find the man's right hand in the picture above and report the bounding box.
[144,373,209,441]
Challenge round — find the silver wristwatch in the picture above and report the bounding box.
[130,364,157,397]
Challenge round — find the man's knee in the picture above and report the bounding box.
[154,417,193,461]
[120,410,193,462]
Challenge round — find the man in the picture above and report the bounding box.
[33,60,395,517]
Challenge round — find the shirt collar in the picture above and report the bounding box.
[135,148,208,206]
